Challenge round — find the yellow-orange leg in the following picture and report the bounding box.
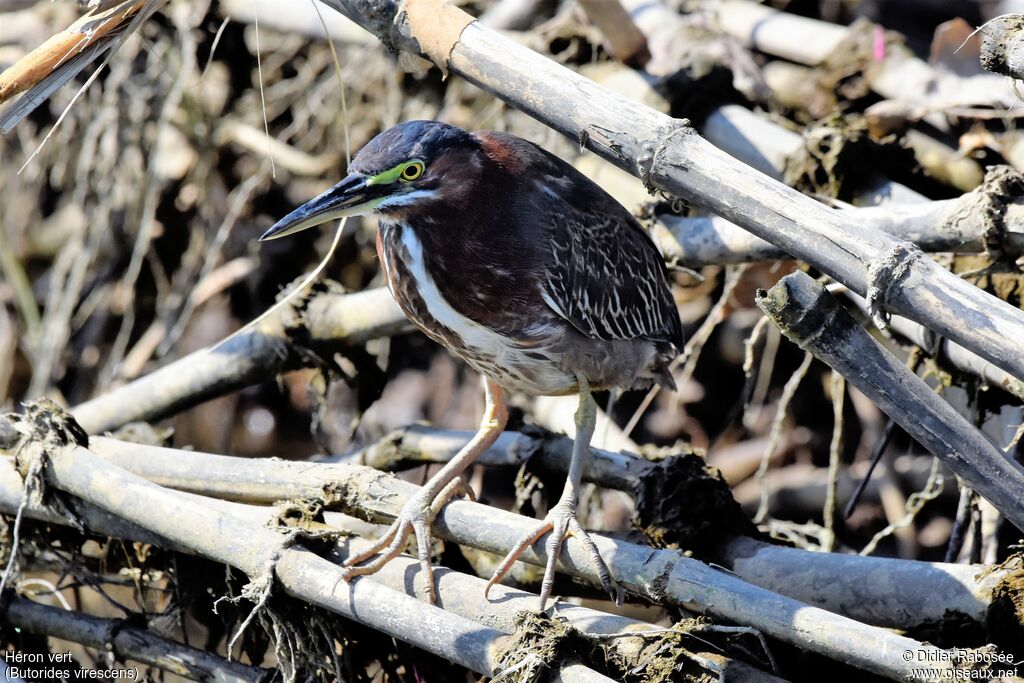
[343,379,508,603]
[485,376,615,609]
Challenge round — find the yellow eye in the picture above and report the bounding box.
[400,161,424,182]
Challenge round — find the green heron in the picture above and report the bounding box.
[261,121,683,607]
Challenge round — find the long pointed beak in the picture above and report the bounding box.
[260,173,372,241]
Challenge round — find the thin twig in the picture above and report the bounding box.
[822,371,845,551]
[754,351,814,524]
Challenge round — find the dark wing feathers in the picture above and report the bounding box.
[505,136,683,350]
[542,208,683,348]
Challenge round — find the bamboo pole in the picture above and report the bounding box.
[15,430,1000,638]
[43,437,982,681]
[651,102,1024,399]
[333,537,785,682]
[340,425,1009,629]
[655,199,1024,267]
[77,430,1003,632]
[70,287,407,434]
[715,0,1018,108]
[980,15,1024,81]
[842,291,1024,401]
[756,271,1024,532]
[0,461,783,683]
[0,459,785,682]
[577,0,650,67]
[5,438,609,683]
[2,597,270,683]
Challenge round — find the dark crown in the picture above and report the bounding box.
[348,120,478,176]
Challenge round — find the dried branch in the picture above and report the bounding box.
[654,170,1024,267]
[842,291,1024,402]
[577,0,650,68]
[716,0,1018,110]
[755,271,1024,532]
[78,431,1010,630]
[980,15,1024,81]
[2,596,270,683]
[345,425,1010,630]
[662,104,1022,263]
[651,101,1024,399]
[0,0,168,132]
[0,457,779,683]
[331,538,783,682]
[0,1,150,104]
[70,286,407,434]
[57,437,993,681]
[7,434,610,683]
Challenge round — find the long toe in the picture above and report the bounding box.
[412,519,438,604]
[344,519,413,577]
[537,513,573,609]
[344,520,402,568]
[341,492,446,603]
[568,518,616,602]
[485,519,553,599]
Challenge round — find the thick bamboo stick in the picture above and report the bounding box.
[716,0,1017,108]
[756,272,1024,531]
[651,102,1024,398]
[0,456,782,682]
[842,291,1024,401]
[339,425,1008,629]
[50,438,979,681]
[655,200,1024,267]
[10,430,1003,636]
[5,440,609,683]
[335,538,784,682]
[70,287,407,433]
[577,0,650,67]
[2,597,269,683]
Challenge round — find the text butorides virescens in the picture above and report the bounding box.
[261,121,683,608]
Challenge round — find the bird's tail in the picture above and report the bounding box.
[653,364,677,391]
[652,341,678,391]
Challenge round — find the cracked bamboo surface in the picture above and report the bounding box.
[2,444,609,683]
[70,287,407,434]
[0,457,782,682]
[655,169,1024,267]
[756,272,1024,532]
[342,424,1006,629]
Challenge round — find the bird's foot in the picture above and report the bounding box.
[485,500,614,609]
[343,475,473,604]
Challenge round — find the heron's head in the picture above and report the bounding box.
[259,120,483,241]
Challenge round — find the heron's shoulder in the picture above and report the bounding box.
[472,130,576,174]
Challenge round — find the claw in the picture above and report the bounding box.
[484,520,551,600]
[342,475,475,603]
[486,503,614,609]
[342,380,509,605]
[568,518,615,602]
[343,493,439,600]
